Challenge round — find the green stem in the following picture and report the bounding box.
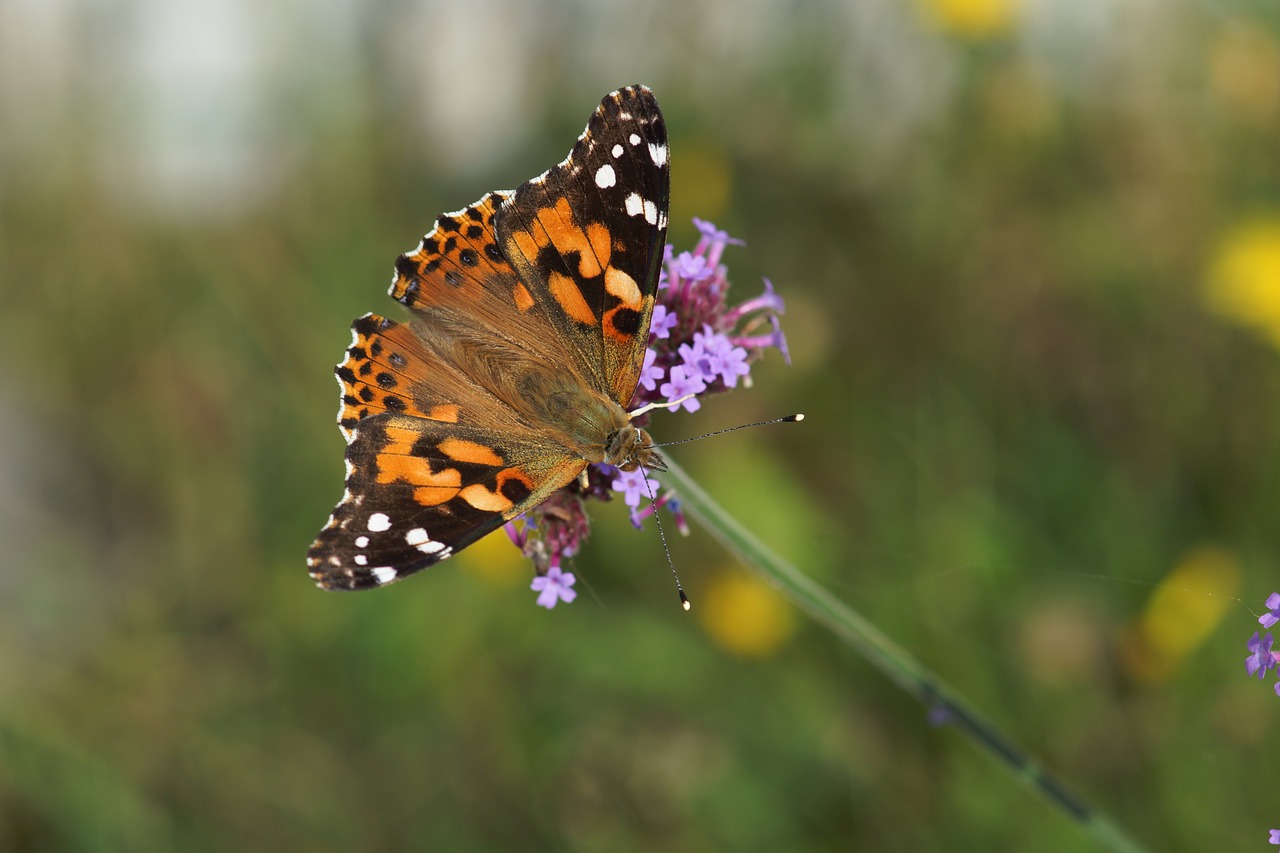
[660,457,1146,853]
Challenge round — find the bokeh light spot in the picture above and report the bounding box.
[1119,546,1240,683]
[1204,218,1280,349]
[918,0,1022,39]
[698,569,794,658]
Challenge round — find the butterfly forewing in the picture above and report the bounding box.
[309,85,670,590]
[495,86,670,404]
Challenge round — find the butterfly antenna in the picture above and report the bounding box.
[629,394,698,419]
[640,464,690,611]
[652,413,804,449]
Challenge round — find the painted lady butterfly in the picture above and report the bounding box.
[308,85,670,590]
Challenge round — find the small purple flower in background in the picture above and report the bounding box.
[1247,632,1275,679]
[1270,828,1280,846]
[531,565,577,609]
[1243,594,1280,695]
[629,493,688,533]
[511,217,790,609]
[1261,592,1280,629]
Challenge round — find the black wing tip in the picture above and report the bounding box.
[599,85,662,119]
[307,560,403,591]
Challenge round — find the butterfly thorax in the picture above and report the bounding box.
[515,364,666,472]
[428,320,664,473]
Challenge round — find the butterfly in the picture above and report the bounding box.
[308,85,671,590]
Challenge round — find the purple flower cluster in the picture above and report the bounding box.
[508,218,789,608]
[1246,593,1280,696]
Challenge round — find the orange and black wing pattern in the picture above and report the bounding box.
[496,85,669,404]
[308,86,670,590]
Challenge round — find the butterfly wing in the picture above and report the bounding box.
[495,85,670,405]
[308,315,586,590]
[309,85,669,590]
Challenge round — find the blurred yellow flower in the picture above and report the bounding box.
[1118,546,1240,683]
[456,528,526,586]
[1204,218,1280,349]
[919,0,1022,38]
[698,569,794,658]
[1208,23,1280,122]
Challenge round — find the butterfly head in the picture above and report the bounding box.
[604,423,667,473]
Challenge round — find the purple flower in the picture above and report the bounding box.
[692,217,743,245]
[531,565,577,609]
[669,251,713,283]
[731,312,791,367]
[660,364,707,413]
[1270,829,1280,845]
[676,340,713,382]
[723,277,786,325]
[649,304,677,340]
[638,348,663,391]
[1247,632,1276,679]
[612,468,654,508]
[692,217,745,269]
[1262,592,1280,629]
[628,491,688,533]
[697,329,750,388]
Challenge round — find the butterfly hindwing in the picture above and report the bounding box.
[496,85,670,405]
[309,413,586,590]
[311,316,588,589]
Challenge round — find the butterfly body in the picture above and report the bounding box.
[309,85,670,590]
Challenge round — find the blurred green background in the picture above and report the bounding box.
[3,0,1279,849]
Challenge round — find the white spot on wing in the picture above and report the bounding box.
[355,536,369,548]
[406,527,445,554]
[354,554,368,566]
[629,133,641,145]
[612,144,623,158]
[625,193,644,218]
[643,199,657,225]
[648,143,667,166]
[367,512,391,532]
[372,567,397,584]
[595,164,616,188]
